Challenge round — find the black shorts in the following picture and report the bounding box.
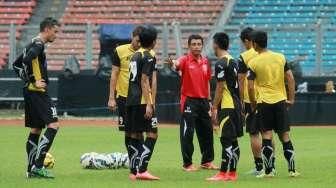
[116,96,126,131]
[125,105,158,133]
[218,107,243,140]
[23,88,58,128]
[245,103,261,135]
[257,101,290,133]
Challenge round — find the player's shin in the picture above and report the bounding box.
[282,140,296,172]
[230,140,240,172]
[261,139,274,174]
[26,132,40,172]
[34,127,58,168]
[139,136,157,173]
[220,137,233,172]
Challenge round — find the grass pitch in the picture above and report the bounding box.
[0,124,335,188]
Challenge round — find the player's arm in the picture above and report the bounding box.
[22,42,45,88]
[165,56,185,72]
[212,60,226,125]
[247,68,257,111]
[141,57,155,119]
[237,56,248,103]
[285,62,295,108]
[151,65,157,106]
[108,50,121,111]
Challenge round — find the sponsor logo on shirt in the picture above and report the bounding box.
[217,70,225,79]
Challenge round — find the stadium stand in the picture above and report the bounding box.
[0,0,36,69]
[44,0,226,70]
[227,0,336,75]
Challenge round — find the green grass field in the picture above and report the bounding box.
[0,125,335,188]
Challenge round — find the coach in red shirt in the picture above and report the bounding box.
[167,34,217,171]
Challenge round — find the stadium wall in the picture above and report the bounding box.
[1,70,336,124]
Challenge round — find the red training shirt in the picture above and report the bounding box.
[176,53,211,110]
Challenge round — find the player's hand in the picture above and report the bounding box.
[164,56,177,70]
[165,56,174,67]
[144,104,153,119]
[211,107,218,126]
[285,100,294,110]
[108,98,117,111]
[34,79,46,89]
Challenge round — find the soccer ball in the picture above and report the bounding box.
[80,152,97,169]
[43,153,55,169]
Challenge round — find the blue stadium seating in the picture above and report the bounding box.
[227,0,336,75]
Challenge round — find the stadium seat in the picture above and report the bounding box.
[226,0,336,75]
[0,0,36,69]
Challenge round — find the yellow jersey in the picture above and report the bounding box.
[112,44,136,97]
[238,48,258,103]
[247,50,289,104]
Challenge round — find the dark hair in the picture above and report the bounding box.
[139,25,158,48]
[132,25,144,37]
[187,34,203,46]
[240,27,254,42]
[251,30,267,48]
[213,32,229,50]
[40,17,59,32]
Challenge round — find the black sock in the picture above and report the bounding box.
[128,138,143,175]
[261,139,274,174]
[220,146,232,172]
[220,137,232,172]
[35,128,58,168]
[26,133,40,172]
[254,157,263,171]
[139,137,157,173]
[229,140,240,172]
[283,140,295,172]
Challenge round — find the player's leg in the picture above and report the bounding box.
[138,117,158,174]
[125,105,143,179]
[128,132,143,180]
[275,101,299,177]
[116,96,130,148]
[137,130,159,180]
[245,103,263,174]
[195,99,216,169]
[180,98,197,170]
[34,122,59,170]
[27,92,58,178]
[206,110,232,181]
[135,106,159,180]
[26,128,41,178]
[24,90,42,177]
[229,103,243,180]
[258,103,276,177]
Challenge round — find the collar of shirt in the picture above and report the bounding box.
[187,52,205,64]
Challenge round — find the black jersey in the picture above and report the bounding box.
[13,36,48,92]
[126,48,156,106]
[214,54,239,109]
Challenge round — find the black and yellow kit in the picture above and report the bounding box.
[215,54,243,139]
[17,37,57,128]
[125,48,157,133]
[237,48,260,134]
[247,50,290,133]
[112,44,136,131]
